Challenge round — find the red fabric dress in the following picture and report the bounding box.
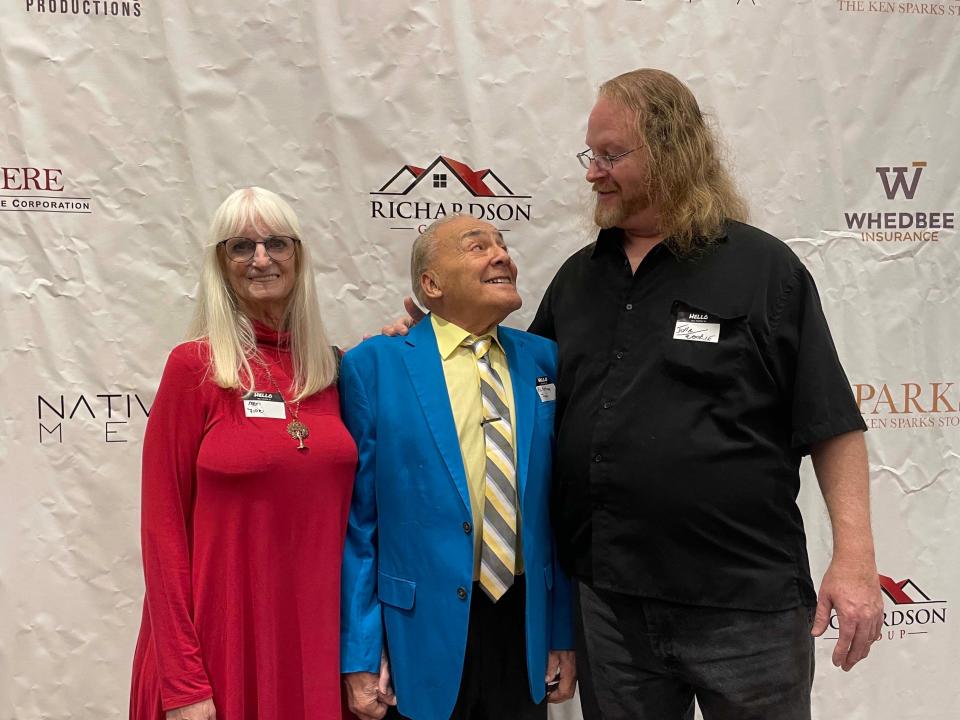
[130,322,357,720]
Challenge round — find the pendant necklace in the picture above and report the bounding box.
[252,354,310,450]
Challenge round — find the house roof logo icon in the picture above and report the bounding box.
[372,156,530,199]
[879,575,941,605]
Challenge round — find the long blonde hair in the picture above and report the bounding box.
[599,69,749,255]
[189,187,337,400]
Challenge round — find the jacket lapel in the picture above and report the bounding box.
[402,320,472,515]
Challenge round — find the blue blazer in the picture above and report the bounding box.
[340,318,574,720]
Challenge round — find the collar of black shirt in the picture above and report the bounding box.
[589,225,730,260]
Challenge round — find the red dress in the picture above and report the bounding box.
[130,322,357,719]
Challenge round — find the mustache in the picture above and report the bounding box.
[592,184,617,193]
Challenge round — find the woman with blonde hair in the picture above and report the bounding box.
[129,188,357,720]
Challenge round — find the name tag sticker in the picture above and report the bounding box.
[673,310,721,344]
[535,376,556,403]
[243,391,286,419]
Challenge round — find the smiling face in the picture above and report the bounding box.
[421,216,521,333]
[584,94,654,230]
[221,221,298,321]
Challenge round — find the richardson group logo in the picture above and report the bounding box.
[1,165,92,215]
[38,391,151,444]
[836,0,960,17]
[853,381,960,430]
[24,0,142,19]
[843,161,955,243]
[823,574,948,643]
[369,155,532,234]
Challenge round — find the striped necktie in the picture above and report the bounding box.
[465,335,518,602]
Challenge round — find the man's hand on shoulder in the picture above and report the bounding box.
[811,554,883,672]
[381,297,425,337]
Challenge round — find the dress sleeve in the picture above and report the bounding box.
[140,344,214,709]
[764,266,867,454]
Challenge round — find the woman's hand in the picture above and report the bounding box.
[166,698,216,720]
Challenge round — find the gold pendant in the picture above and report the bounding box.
[287,419,309,449]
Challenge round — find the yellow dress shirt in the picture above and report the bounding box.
[431,314,523,580]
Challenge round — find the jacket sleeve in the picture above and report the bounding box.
[542,338,575,650]
[550,559,575,650]
[140,344,214,710]
[339,352,383,674]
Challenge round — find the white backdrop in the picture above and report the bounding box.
[1,1,958,718]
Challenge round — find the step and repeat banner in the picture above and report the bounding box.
[1,1,958,718]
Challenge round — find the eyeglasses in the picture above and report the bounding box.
[576,147,641,171]
[218,235,299,263]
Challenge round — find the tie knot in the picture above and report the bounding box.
[464,335,492,360]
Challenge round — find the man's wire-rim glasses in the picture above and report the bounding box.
[576,147,641,172]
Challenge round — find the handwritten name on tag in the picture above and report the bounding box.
[243,391,286,419]
[673,310,721,344]
[535,376,556,402]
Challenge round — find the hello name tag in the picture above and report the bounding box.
[243,391,286,419]
[535,376,556,402]
[673,310,721,344]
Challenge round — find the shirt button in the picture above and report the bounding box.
[615,351,624,360]
[457,586,468,600]
[593,454,603,463]
[602,401,612,409]
[625,303,633,310]
[462,521,472,534]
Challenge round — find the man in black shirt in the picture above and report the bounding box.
[525,69,883,720]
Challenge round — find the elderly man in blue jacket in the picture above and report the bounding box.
[340,215,575,720]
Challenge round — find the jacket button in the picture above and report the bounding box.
[463,521,472,534]
[615,351,624,360]
[593,454,603,463]
[457,586,468,600]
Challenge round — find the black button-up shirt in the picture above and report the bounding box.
[529,221,866,610]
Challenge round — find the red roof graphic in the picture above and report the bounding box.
[372,156,528,198]
[879,575,934,605]
[440,156,495,196]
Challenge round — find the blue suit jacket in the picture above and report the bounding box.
[340,318,573,720]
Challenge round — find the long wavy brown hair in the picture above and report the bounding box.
[599,69,748,255]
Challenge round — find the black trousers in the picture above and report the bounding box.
[575,582,815,720]
[388,576,545,720]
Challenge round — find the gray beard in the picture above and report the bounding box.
[594,196,631,229]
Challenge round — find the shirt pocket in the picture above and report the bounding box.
[662,299,749,390]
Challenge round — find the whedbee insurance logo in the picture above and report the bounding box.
[369,155,532,234]
[1,165,93,214]
[822,573,948,643]
[844,161,955,243]
[24,0,142,18]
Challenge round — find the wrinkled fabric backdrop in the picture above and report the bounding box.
[1,1,958,718]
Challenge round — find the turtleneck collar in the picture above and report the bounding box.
[251,319,291,349]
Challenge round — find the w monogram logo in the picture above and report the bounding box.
[874,162,926,200]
